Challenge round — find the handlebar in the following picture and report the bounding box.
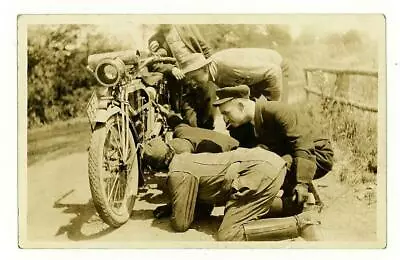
[138,56,176,71]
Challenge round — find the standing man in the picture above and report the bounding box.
[142,138,321,241]
[148,25,217,129]
[148,24,213,66]
[213,85,334,216]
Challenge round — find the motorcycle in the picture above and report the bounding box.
[85,50,176,227]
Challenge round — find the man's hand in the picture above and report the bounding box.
[149,40,160,53]
[157,104,171,116]
[172,67,185,80]
[153,204,172,219]
[293,183,309,205]
[221,162,240,194]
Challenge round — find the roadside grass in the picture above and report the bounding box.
[27,117,91,166]
[297,93,377,185]
[283,42,378,185]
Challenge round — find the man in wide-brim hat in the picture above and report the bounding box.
[181,48,289,102]
[180,48,290,144]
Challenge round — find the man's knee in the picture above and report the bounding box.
[217,225,246,241]
[168,171,194,189]
[168,171,199,233]
[171,217,191,232]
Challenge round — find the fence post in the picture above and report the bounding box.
[335,72,350,98]
[303,69,309,100]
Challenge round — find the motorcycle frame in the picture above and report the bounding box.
[90,79,157,187]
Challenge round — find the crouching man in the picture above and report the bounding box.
[142,138,321,241]
[157,103,239,154]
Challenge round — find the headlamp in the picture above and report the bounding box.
[94,58,125,87]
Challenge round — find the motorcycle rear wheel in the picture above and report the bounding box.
[88,115,139,228]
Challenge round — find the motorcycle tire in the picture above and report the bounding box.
[88,115,139,228]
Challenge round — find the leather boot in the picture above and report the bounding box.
[266,196,304,218]
[243,211,321,241]
[294,210,323,241]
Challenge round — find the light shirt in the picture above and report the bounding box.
[165,26,193,67]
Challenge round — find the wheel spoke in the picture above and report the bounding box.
[113,178,120,205]
[109,129,123,158]
[116,116,126,161]
[118,178,124,202]
[107,175,119,203]
[124,115,129,162]
[116,116,122,144]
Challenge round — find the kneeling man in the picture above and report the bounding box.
[143,138,320,241]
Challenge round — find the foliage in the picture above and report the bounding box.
[301,98,377,184]
[197,24,292,51]
[27,25,130,127]
[198,24,378,184]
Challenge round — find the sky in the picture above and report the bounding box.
[93,15,384,49]
[285,15,383,39]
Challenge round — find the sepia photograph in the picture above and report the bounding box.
[18,14,386,248]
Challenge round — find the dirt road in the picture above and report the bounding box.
[25,150,378,245]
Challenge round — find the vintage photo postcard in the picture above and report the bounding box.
[18,14,386,249]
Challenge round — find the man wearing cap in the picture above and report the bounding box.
[151,105,240,219]
[148,104,240,219]
[158,103,240,154]
[143,137,321,241]
[213,85,334,217]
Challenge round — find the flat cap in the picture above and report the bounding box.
[142,137,169,169]
[169,138,194,154]
[213,85,250,106]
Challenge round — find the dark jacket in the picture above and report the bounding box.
[253,96,317,183]
[166,111,239,153]
[173,124,239,153]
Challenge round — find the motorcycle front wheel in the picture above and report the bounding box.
[88,114,139,228]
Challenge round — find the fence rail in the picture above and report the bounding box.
[304,87,378,112]
[304,67,378,78]
[303,67,378,113]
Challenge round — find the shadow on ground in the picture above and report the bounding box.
[53,190,116,241]
[139,191,169,204]
[129,204,222,240]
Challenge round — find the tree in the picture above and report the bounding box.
[265,25,292,46]
[27,24,130,127]
[342,29,363,48]
[295,29,317,45]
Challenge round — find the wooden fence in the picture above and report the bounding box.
[303,67,378,112]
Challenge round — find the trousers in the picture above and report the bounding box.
[167,163,286,240]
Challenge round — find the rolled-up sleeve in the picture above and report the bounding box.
[188,25,214,58]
